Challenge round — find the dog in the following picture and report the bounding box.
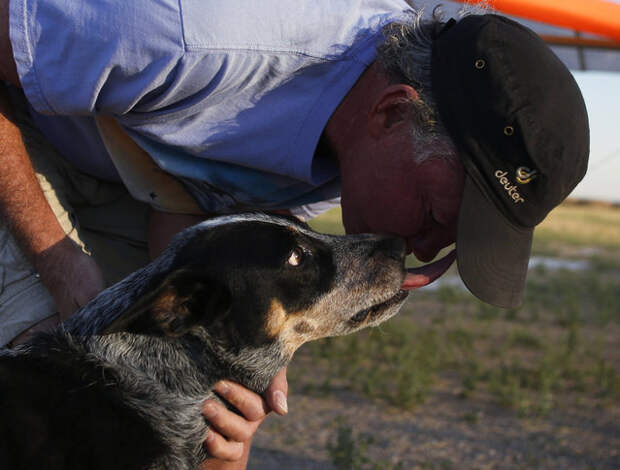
[0,213,416,469]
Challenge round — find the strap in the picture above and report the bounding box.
[95,115,205,215]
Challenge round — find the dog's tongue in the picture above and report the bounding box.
[401,250,456,290]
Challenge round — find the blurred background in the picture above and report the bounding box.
[250,2,620,468]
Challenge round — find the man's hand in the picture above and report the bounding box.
[148,211,291,469]
[201,368,288,469]
[35,237,106,321]
[9,237,106,346]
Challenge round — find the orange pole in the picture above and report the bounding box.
[453,0,620,41]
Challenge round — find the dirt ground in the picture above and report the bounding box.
[248,372,619,469]
[246,297,619,470]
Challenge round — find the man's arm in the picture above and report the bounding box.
[0,85,106,321]
[1,0,105,321]
[0,0,59,260]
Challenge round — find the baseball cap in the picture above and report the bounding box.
[431,14,589,308]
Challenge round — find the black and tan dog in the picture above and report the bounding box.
[0,213,424,469]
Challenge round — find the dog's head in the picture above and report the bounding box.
[93,213,409,358]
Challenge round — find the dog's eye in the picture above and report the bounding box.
[287,247,304,267]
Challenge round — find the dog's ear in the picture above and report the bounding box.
[102,267,232,336]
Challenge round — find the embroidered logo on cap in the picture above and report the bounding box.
[495,170,525,204]
[516,166,538,184]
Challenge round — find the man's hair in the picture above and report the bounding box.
[376,4,485,163]
[377,9,440,139]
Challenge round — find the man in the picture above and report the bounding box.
[0,0,588,468]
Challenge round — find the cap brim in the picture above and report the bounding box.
[457,177,533,308]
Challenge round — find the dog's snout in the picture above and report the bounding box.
[370,236,406,261]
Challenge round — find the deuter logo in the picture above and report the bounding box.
[495,170,525,204]
[516,166,538,184]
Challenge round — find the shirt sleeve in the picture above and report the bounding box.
[9,0,184,115]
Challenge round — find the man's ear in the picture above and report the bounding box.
[368,84,419,137]
[102,267,232,337]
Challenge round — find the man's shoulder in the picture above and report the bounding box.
[180,0,411,58]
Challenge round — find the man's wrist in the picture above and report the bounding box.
[31,236,79,276]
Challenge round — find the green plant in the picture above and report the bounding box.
[594,357,620,399]
[328,422,377,470]
[508,328,543,350]
[306,321,443,409]
[327,421,405,470]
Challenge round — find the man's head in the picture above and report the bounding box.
[328,9,589,308]
[325,58,464,269]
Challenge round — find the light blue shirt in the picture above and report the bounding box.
[10,0,412,212]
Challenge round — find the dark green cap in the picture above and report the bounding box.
[432,14,589,307]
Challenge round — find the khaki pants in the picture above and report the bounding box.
[0,89,151,346]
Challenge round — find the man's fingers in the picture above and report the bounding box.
[212,381,269,422]
[203,427,245,462]
[202,382,267,461]
[202,377,289,461]
[202,400,260,443]
[265,367,288,415]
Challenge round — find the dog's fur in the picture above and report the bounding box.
[0,213,409,469]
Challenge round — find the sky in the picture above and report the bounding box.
[576,0,620,203]
[570,71,620,203]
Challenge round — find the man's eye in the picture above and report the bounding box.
[287,247,304,266]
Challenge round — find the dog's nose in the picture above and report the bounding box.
[371,236,407,261]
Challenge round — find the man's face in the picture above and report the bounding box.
[339,134,464,263]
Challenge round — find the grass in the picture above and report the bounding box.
[533,201,620,251]
[307,206,345,235]
[307,322,442,408]
[294,200,620,418]
[327,420,405,470]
